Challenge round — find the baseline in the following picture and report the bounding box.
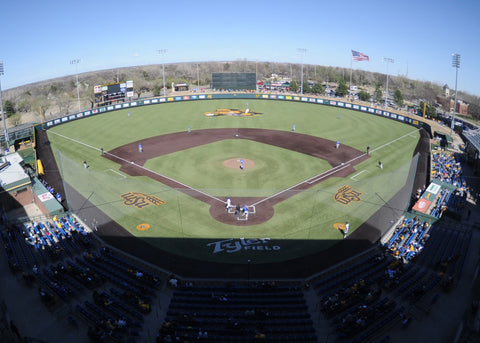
[350,170,370,181]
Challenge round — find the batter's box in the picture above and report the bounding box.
[229,205,256,220]
[350,170,370,181]
[228,205,256,214]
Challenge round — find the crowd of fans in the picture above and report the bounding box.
[431,151,465,187]
[386,217,429,262]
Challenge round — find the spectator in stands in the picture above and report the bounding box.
[115,318,127,328]
[254,330,266,341]
[197,329,208,339]
[168,277,178,288]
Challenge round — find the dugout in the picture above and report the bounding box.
[0,123,35,153]
[433,131,449,149]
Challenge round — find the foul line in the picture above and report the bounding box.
[48,130,225,204]
[49,131,102,152]
[351,170,370,181]
[252,128,420,207]
[252,163,351,207]
[369,128,421,154]
[105,169,126,178]
[307,163,351,184]
[50,127,420,208]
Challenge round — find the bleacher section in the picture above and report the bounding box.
[163,283,317,342]
[0,146,477,342]
[0,214,164,342]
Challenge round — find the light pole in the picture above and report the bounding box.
[158,49,167,96]
[0,60,8,149]
[383,57,394,107]
[451,53,461,136]
[70,59,81,112]
[197,63,200,91]
[297,48,307,94]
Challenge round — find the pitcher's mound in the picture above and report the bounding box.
[223,158,255,169]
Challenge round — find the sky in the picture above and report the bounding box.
[1,0,480,96]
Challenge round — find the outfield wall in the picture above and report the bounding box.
[39,93,432,135]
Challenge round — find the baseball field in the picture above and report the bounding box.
[45,99,421,265]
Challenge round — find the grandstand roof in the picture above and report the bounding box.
[0,152,30,192]
[464,128,480,153]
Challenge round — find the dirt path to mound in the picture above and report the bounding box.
[105,128,369,225]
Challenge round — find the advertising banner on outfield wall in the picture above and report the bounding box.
[43,92,429,133]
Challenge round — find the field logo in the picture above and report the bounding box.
[207,238,280,254]
[137,223,151,231]
[203,108,262,117]
[121,192,166,209]
[334,185,362,205]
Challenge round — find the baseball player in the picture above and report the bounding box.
[242,205,249,220]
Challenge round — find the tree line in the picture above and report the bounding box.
[2,60,479,126]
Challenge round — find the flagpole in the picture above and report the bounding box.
[349,55,353,101]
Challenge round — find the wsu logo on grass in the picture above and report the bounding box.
[121,192,166,209]
[334,185,362,205]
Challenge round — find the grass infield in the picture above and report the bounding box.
[47,99,420,263]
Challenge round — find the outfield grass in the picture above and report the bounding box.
[47,99,420,263]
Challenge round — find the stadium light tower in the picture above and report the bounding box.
[158,49,167,96]
[451,53,461,136]
[70,59,81,112]
[383,57,394,107]
[197,63,200,90]
[0,61,8,149]
[297,48,307,94]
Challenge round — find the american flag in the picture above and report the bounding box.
[352,50,369,62]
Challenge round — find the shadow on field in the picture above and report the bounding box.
[87,226,378,279]
[34,127,431,279]
[65,176,383,279]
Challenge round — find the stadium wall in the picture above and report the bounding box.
[37,93,432,136]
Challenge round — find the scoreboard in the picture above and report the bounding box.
[94,80,134,106]
[211,73,256,91]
